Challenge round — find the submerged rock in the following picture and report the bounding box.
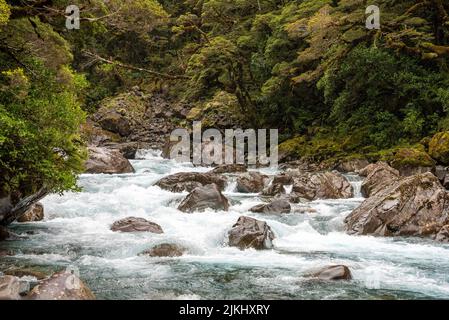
[85,146,135,174]
[0,276,21,300]
[111,217,163,233]
[17,202,44,223]
[290,171,353,200]
[309,265,353,281]
[250,199,291,214]
[178,184,230,213]
[141,243,187,257]
[359,162,400,197]
[236,172,268,193]
[345,173,449,240]
[28,271,96,300]
[155,172,226,193]
[228,216,275,250]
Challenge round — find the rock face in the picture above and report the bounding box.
[17,203,44,223]
[111,217,163,233]
[436,225,449,242]
[345,173,449,239]
[429,131,449,165]
[435,165,449,189]
[28,271,96,300]
[141,243,187,257]
[359,162,400,197]
[178,184,230,213]
[336,159,369,173]
[390,148,435,177]
[85,146,135,174]
[0,276,21,300]
[228,216,275,250]
[155,172,226,193]
[236,172,268,193]
[310,265,353,281]
[290,171,353,200]
[250,199,291,214]
[210,164,247,174]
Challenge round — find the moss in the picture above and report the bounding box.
[279,136,307,158]
[391,148,435,168]
[429,131,449,165]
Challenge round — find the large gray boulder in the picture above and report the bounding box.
[359,162,399,197]
[345,173,449,240]
[28,271,96,300]
[111,217,163,233]
[290,171,354,200]
[250,199,291,214]
[155,172,226,193]
[178,184,230,213]
[85,146,134,174]
[236,172,269,193]
[228,216,275,250]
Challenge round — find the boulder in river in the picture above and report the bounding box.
[345,172,449,240]
[210,164,247,174]
[111,217,163,233]
[236,172,269,193]
[28,271,96,300]
[250,199,291,214]
[17,202,44,223]
[155,172,226,193]
[261,183,286,196]
[141,243,187,257]
[0,275,21,300]
[85,146,135,174]
[309,265,353,281]
[290,171,354,200]
[228,216,275,250]
[178,184,230,213]
[359,162,400,197]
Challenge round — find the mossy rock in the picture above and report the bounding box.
[279,136,307,161]
[429,132,449,165]
[391,148,435,168]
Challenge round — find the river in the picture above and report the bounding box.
[1,150,449,299]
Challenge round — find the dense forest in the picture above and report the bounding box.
[1,0,449,199]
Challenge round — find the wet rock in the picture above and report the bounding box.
[228,216,275,250]
[111,217,163,233]
[250,199,291,214]
[310,265,353,281]
[17,203,44,223]
[429,131,449,165]
[178,184,230,213]
[0,276,21,300]
[155,172,226,193]
[290,171,353,200]
[141,243,187,257]
[85,146,135,174]
[0,249,13,257]
[28,271,96,300]
[236,172,269,193]
[4,267,49,280]
[0,226,9,241]
[359,162,400,197]
[435,165,449,189]
[335,159,370,173]
[345,173,449,239]
[261,183,286,196]
[435,225,449,242]
[0,189,47,226]
[210,164,247,174]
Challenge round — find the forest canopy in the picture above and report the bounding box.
[1,0,449,197]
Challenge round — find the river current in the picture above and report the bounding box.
[1,150,449,299]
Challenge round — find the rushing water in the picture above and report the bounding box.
[1,150,449,300]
